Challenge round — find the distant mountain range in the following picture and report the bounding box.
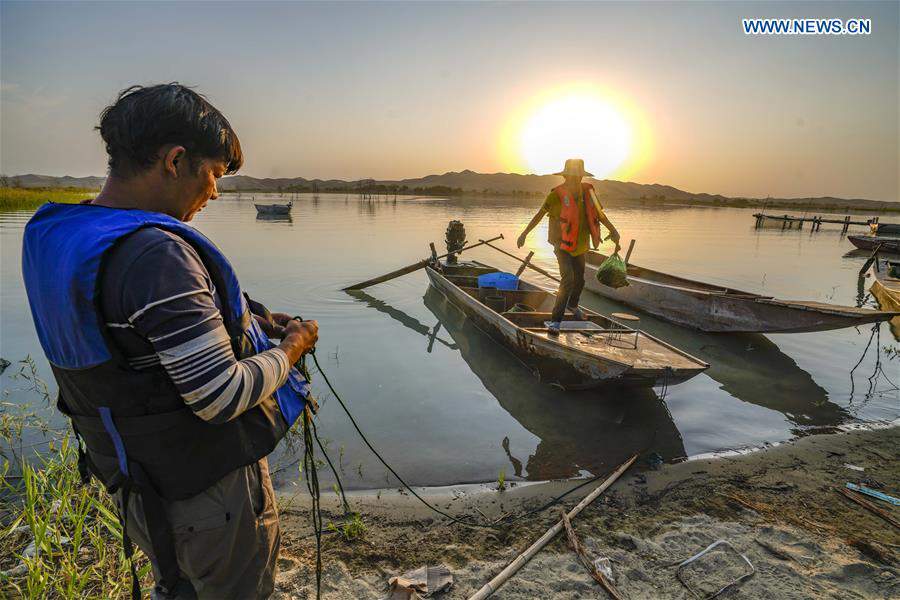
[8,174,107,189]
[6,170,898,211]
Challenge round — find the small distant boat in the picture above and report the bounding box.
[583,250,900,333]
[848,235,900,254]
[254,200,292,215]
[425,259,709,389]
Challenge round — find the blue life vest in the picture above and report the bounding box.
[22,202,310,500]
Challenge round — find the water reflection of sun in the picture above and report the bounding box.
[501,85,650,180]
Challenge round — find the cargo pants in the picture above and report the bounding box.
[116,458,280,600]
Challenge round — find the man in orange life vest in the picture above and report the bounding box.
[517,158,621,336]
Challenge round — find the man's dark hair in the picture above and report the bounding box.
[97,83,243,178]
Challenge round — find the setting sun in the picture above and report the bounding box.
[501,86,649,180]
[520,94,631,178]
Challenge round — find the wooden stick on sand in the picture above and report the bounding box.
[561,508,624,600]
[837,487,900,530]
[467,454,638,600]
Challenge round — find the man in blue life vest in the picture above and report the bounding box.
[517,158,621,336]
[22,84,318,599]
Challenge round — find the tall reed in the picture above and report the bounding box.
[0,187,96,212]
[1,358,151,598]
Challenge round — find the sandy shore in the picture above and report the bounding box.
[273,426,899,599]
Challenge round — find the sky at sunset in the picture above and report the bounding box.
[1,1,897,201]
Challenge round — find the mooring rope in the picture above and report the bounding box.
[309,352,489,528]
[308,352,655,529]
[300,408,323,599]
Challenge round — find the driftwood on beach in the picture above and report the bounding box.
[467,454,637,600]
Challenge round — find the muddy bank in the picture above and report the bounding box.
[274,426,899,599]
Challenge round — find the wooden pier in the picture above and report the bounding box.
[753,213,879,233]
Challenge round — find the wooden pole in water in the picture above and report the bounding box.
[478,240,561,283]
[514,251,534,278]
[624,239,636,266]
[858,244,883,275]
[467,454,638,600]
[343,235,504,290]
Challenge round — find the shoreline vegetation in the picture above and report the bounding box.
[227,187,900,214]
[1,184,898,214]
[0,358,150,597]
[0,187,96,211]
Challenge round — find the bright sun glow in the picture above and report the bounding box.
[520,95,631,178]
[500,86,649,180]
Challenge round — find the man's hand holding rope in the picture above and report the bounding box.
[278,317,318,364]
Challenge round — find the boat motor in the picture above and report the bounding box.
[445,220,466,264]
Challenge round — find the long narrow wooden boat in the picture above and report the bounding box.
[848,235,900,253]
[422,285,687,478]
[582,251,900,333]
[425,260,708,389]
[870,258,900,340]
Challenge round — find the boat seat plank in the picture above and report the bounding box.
[541,321,605,331]
[505,311,615,329]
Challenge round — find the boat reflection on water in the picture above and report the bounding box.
[345,289,458,352]
[348,287,686,479]
[574,291,850,432]
[421,286,687,480]
[255,213,293,224]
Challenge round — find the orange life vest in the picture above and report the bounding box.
[554,182,601,253]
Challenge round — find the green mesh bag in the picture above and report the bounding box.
[595,253,629,288]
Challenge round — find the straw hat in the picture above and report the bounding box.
[554,158,593,178]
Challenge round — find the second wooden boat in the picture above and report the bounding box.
[872,223,900,236]
[870,258,900,340]
[848,235,900,254]
[583,251,900,333]
[425,259,708,389]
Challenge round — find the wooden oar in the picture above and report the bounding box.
[514,251,534,278]
[343,234,504,290]
[858,243,883,275]
[479,239,561,283]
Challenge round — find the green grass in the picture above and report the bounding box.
[327,512,366,541]
[1,357,151,598]
[1,440,153,598]
[0,187,97,211]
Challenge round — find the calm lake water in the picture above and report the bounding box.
[1,195,897,490]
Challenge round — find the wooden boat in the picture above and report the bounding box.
[870,258,900,340]
[583,250,900,333]
[254,200,292,215]
[872,223,900,236]
[421,285,687,478]
[425,259,709,389]
[848,235,900,253]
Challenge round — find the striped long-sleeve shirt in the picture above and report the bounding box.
[99,227,289,424]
